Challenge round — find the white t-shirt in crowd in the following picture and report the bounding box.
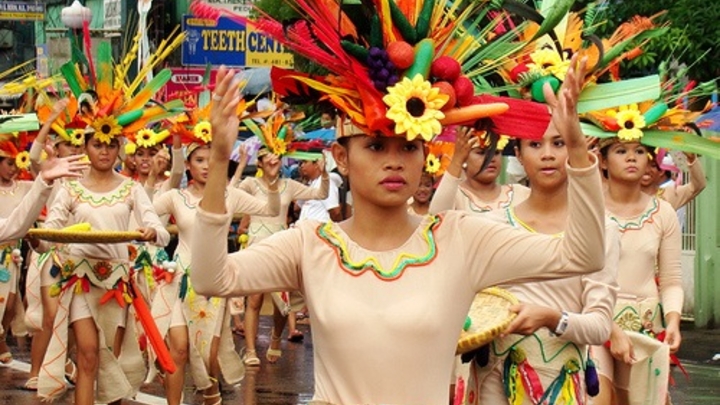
[299,176,339,222]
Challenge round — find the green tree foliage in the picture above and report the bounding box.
[574,0,719,81]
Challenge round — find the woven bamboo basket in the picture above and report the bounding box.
[456,287,518,354]
[27,229,143,244]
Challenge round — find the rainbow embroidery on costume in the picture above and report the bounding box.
[317,215,441,280]
[607,197,660,232]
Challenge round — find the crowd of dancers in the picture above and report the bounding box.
[0,0,718,404]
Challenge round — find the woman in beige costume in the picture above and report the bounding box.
[429,132,529,215]
[189,62,607,405]
[0,132,36,364]
[24,98,85,390]
[235,148,329,365]
[592,138,683,405]
[34,132,170,405]
[150,142,279,405]
[462,121,619,405]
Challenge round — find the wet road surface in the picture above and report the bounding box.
[1,317,718,404]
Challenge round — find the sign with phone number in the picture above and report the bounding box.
[181,15,293,68]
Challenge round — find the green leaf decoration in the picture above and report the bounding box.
[577,75,661,114]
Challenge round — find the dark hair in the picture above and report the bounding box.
[84,132,120,147]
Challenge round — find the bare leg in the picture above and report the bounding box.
[0,291,16,361]
[242,294,263,364]
[29,286,60,378]
[287,312,303,342]
[113,326,125,358]
[203,336,222,405]
[267,305,287,364]
[72,317,99,405]
[591,376,615,405]
[166,326,189,405]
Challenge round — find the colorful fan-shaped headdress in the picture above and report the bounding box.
[58,29,186,144]
[189,0,555,143]
[481,1,666,114]
[0,131,35,172]
[35,95,87,147]
[581,78,719,158]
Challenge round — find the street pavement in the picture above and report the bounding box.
[0,319,718,404]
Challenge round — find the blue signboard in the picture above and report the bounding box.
[181,16,293,68]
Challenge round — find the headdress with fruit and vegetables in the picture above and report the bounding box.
[486,0,668,112]
[189,0,555,145]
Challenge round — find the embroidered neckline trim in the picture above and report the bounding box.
[316,215,441,281]
[460,184,514,213]
[506,208,564,238]
[66,179,134,207]
[608,197,660,232]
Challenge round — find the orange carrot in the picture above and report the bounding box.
[440,103,509,126]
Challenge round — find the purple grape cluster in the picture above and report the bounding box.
[367,47,400,91]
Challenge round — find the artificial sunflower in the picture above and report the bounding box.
[136,129,156,148]
[271,140,287,156]
[125,142,137,156]
[194,121,212,144]
[68,130,85,146]
[528,48,570,81]
[609,105,646,141]
[91,116,122,144]
[383,74,449,141]
[15,151,30,170]
[425,153,441,174]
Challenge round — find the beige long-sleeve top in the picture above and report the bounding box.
[429,171,530,214]
[608,197,683,315]
[40,178,170,260]
[0,177,54,244]
[144,147,185,199]
[498,209,620,344]
[237,176,329,243]
[153,187,280,266]
[0,180,34,218]
[657,159,706,210]
[190,159,605,405]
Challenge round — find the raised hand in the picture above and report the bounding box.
[209,66,241,160]
[543,54,591,168]
[39,141,89,184]
[51,98,71,118]
[202,66,241,214]
[447,126,479,177]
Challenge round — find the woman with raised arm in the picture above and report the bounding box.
[35,130,169,405]
[150,139,279,405]
[461,116,620,404]
[189,53,606,404]
[429,131,529,214]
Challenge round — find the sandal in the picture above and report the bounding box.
[288,329,304,343]
[242,349,260,366]
[203,391,222,405]
[65,359,78,385]
[0,351,12,365]
[266,330,282,363]
[23,376,38,391]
